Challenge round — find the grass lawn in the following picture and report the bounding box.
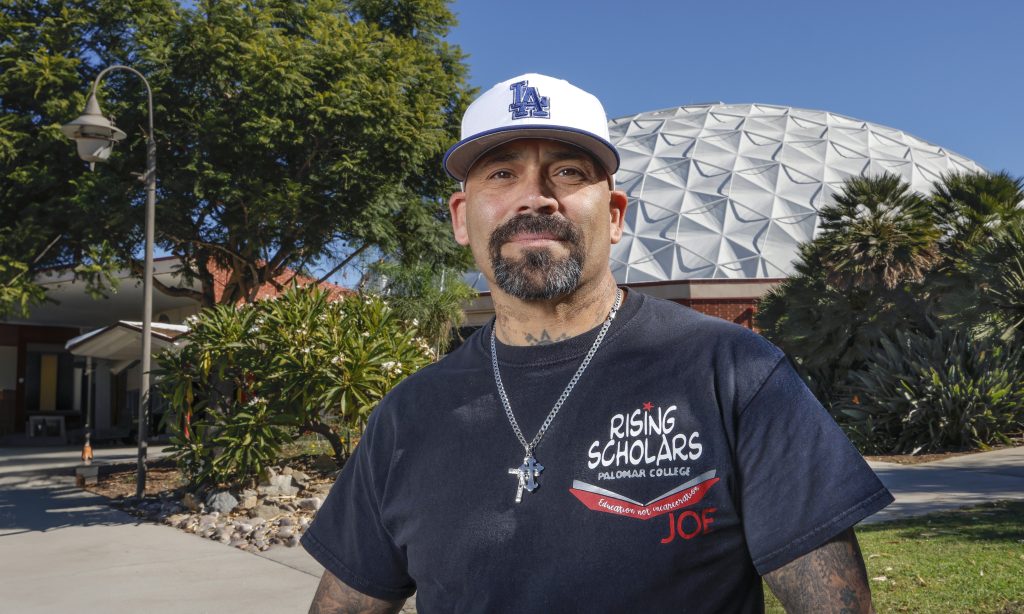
[764,501,1024,614]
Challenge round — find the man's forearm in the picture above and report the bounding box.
[763,528,875,614]
[309,570,406,614]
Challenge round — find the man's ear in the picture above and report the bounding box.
[449,191,470,246]
[608,190,628,244]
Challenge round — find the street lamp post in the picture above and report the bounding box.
[62,65,156,500]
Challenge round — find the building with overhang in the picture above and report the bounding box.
[463,102,983,327]
[0,258,344,444]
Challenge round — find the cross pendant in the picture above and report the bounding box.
[508,454,544,504]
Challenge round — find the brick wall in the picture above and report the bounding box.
[674,298,757,329]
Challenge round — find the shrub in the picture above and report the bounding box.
[835,329,1024,454]
[158,285,433,488]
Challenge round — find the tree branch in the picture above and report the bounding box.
[315,243,371,285]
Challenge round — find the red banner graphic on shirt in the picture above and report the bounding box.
[569,471,719,520]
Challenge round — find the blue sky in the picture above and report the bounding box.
[447,0,1023,177]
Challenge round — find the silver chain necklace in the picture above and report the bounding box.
[491,288,623,503]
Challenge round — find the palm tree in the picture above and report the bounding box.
[816,174,941,292]
[946,222,1024,343]
[931,170,1024,257]
[927,171,1024,331]
[757,174,941,406]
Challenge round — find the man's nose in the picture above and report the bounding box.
[517,170,558,214]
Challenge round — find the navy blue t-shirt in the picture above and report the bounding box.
[302,291,892,613]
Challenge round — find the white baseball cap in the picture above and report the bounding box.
[443,73,620,182]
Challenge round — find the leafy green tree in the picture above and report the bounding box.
[1,0,471,312]
[369,260,476,354]
[0,0,145,314]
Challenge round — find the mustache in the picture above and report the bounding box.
[487,215,582,253]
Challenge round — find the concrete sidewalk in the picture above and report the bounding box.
[1,444,1021,613]
[865,445,1024,523]
[0,445,321,614]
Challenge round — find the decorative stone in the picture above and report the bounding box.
[297,497,322,511]
[165,513,190,527]
[313,454,337,474]
[234,522,253,535]
[290,470,310,489]
[278,516,294,527]
[277,526,294,540]
[257,475,298,497]
[250,504,282,520]
[281,466,293,476]
[181,493,201,512]
[206,491,239,515]
[258,466,278,484]
[238,494,258,510]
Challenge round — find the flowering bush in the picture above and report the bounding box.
[158,285,433,487]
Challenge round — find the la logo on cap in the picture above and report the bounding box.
[442,72,620,182]
[509,80,550,120]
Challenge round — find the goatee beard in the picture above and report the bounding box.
[488,215,586,300]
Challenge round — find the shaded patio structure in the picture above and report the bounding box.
[0,259,199,445]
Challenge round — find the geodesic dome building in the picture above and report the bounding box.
[609,103,983,282]
[462,102,983,328]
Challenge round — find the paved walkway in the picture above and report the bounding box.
[0,446,321,614]
[865,445,1024,522]
[1,444,1021,613]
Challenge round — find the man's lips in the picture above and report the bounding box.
[506,232,563,244]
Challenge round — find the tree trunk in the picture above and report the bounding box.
[300,420,347,466]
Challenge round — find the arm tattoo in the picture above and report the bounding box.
[524,330,569,345]
[308,570,405,614]
[763,528,875,614]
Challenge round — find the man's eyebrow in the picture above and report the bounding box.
[545,149,596,165]
[475,149,523,166]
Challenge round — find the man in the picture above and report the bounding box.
[302,73,893,613]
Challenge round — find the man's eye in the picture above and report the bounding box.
[488,170,514,180]
[555,167,585,179]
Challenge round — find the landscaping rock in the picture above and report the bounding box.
[181,492,201,512]
[291,470,310,489]
[234,521,253,535]
[297,497,322,511]
[313,454,337,474]
[206,491,239,514]
[259,466,277,483]
[257,474,298,497]
[250,504,283,520]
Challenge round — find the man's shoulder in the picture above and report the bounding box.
[631,291,780,359]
